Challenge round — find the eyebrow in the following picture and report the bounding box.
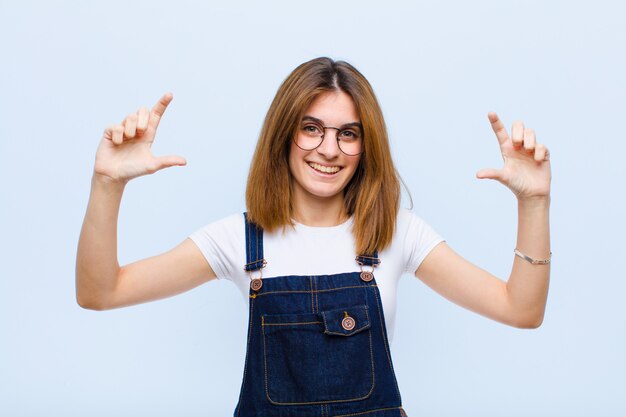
[302,115,363,130]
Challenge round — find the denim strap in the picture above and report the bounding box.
[243,212,266,272]
[356,252,380,267]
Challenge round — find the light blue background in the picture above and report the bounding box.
[1,1,625,416]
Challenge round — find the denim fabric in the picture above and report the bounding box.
[234,214,407,417]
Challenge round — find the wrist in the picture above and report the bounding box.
[92,172,127,192]
[517,195,550,210]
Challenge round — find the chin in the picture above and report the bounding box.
[302,184,345,199]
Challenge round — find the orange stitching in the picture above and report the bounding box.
[262,313,271,404]
[372,286,402,404]
[262,311,375,406]
[313,277,320,313]
[246,217,252,270]
[335,406,403,417]
[243,218,267,271]
[322,305,371,336]
[263,321,322,326]
[367,313,376,402]
[355,255,379,260]
[252,285,376,297]
[244,259,267,267]
[254,219,258,269]
[235,295,255,417]
[309,276,314,313]
[355,255,381,267]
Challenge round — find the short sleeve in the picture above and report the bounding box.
[187,213,244,281]
[400,209,445,274]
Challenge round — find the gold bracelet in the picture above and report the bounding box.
[514,248,552,265]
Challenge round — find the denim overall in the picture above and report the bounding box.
[233,214,408,417]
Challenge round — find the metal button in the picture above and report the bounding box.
[399,408,408,417]
[360,271,374,282]
[341,315,356,331]
[250,278,263,291]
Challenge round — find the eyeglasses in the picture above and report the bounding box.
[294,117,363,156]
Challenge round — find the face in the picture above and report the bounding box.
[288,90,362,204]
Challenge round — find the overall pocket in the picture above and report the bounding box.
[262,305,374,405]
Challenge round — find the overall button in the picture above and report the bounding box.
[360,271,374,282]
[341,313,356,331]
[250,278,263,291]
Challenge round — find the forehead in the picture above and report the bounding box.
[304,91,360,124]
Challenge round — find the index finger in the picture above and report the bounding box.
[151,92,173,121]
[488,112,509,145]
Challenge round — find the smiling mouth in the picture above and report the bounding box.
[307,162,342,174]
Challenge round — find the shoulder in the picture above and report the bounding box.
[393,207,445,273]
[187,213,247,280]
[395,207,432,232]
[189,213,245,244]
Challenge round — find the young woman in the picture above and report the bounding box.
[76,57,551,417]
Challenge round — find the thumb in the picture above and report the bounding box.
[476,168,504,182]
[153,155,187,171]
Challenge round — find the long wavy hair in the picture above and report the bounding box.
[246,57,400,254]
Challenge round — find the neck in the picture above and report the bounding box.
[291,190,347,227]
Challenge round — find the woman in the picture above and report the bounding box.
[76,57,551,416]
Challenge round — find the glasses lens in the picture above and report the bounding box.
[337,127,363,155]
[296,123,324,150]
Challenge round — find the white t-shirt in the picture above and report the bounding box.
[188,208,444,344]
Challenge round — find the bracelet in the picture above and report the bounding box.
[514,248,552,265]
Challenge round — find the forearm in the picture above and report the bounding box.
[75,174,126,309]
[506,197,551,327]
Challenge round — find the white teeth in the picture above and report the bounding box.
[308,162,340,174]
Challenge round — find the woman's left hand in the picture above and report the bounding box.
[476,112,551,200]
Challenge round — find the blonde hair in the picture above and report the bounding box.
[246,57,400,254]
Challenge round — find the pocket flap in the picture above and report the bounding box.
[322,305,371,336]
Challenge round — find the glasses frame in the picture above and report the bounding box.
[294,122,364,156]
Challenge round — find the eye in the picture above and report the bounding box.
[302,124,322,135]
[339,129,360,139]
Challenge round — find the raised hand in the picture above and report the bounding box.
[476,112,551,200]
[94,93,186,184]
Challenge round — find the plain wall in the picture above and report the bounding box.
[1,1,625,416]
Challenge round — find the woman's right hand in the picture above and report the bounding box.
[94,93,186,184]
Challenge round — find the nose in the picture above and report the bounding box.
[316,128,342,158]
